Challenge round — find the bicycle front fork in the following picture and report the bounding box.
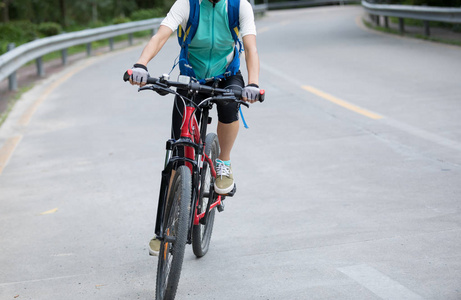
[164,139,174,169]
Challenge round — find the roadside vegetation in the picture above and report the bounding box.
[2,0,459,55]
[0,0,174,55]
[0,0,175,126]
[364,0,461,41]
[387,0,460,5]
[363,18,461,46]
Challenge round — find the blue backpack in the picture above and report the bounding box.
[176,0,243,83]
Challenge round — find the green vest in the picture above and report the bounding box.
[188,0,235,80]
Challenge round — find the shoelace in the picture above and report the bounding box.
[216,162,231,178]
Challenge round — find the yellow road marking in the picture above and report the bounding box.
[0,135,23,175]
[18,59,94,126]
[0,59,97,176]
[40,208,58,215]
[302,85,384,120]
[18,76,70,126]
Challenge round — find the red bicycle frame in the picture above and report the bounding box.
[180,106,222,226]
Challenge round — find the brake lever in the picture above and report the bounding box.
[138,85,154,92]
[210,95,236,104]
[138,84,174,96]
[210,96,250,108]
[237,100,250,108]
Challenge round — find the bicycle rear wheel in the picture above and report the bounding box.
[192,133,220,257]
[156,165,191,300]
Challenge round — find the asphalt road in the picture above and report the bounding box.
[1,5,460,300]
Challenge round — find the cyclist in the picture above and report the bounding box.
[129,0,261,255]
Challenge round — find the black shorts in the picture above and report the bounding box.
[170,72,245,140]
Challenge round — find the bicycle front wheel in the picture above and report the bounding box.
[192,133,220,257]
[156,165,191,300]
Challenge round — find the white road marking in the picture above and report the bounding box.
[0,274,87,287]
[338,264,424,300]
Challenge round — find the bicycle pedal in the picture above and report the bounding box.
[226,184,237,197]
[217,201,225,212]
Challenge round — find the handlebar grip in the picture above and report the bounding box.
[123,70,132,82]
[259,89,265,103]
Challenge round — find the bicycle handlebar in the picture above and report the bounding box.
[123,70,265,103]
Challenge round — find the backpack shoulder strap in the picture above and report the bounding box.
[177,0,200,46]
[227,0,240,41]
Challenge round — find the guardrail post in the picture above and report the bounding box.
[399,18,405,33]
[421,4,430,36]
[384,16,389,28]
[109,38,114,51]
[128,33,134,46]
[36,57,45,77]
[424,20,430,36]
[61,49,68,65]
[375,15,380,26]
[87,43,92,56]
[7,43,17,91]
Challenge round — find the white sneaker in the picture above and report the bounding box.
[148,236,160,256]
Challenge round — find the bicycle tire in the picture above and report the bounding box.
[192,133,220,258]
[156,165,191,300]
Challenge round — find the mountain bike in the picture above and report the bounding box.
[123,71,264,300]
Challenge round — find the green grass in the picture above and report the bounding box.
[362,18,461,47]
[0,84,34,127]
[389,17,461,32]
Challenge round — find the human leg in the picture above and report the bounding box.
[216,72,244,161]
[214,73,244,194]
[217,121,239,161]
[214,121,239,194]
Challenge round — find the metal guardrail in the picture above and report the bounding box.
[362,0,461,36]
[0,18,162,90]
[253,3,269,15]
[267,0,357,9]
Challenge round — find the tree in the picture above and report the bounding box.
[91,0,98,23]
[59,0,67,27]
[1,0,9,23]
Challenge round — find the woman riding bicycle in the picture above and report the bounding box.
[129,0,261,254]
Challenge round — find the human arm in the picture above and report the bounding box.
[239,0,261,102]
[242,34,261,103]
[130,0,188,86]
[243,34,259,86]
[129,25,173,86]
